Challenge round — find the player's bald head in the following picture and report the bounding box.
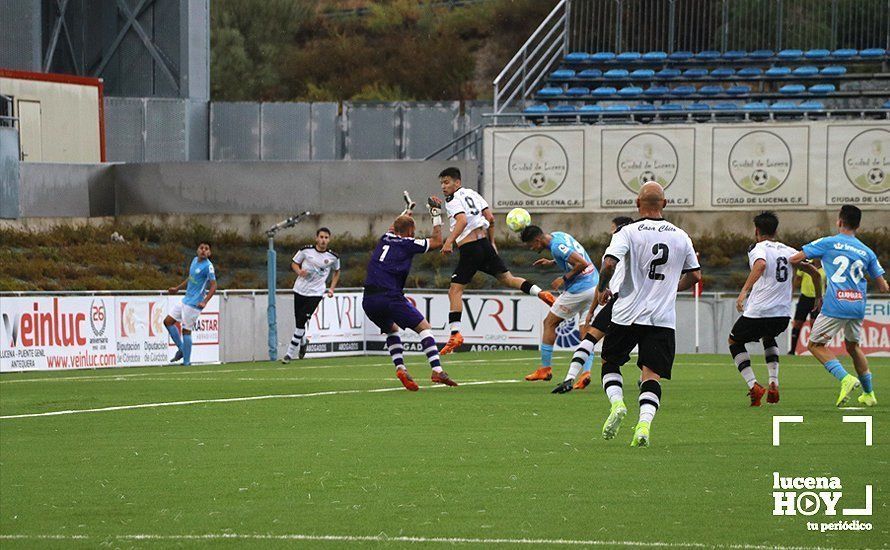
[637,181,666,213]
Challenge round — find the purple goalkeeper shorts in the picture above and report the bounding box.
[362,291,424,333]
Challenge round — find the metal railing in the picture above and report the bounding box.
[567,0,890,54]
[492,0,570,117]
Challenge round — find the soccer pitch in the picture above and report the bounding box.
[1,352,887,549]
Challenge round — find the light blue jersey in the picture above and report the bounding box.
[802,233,884,320]
[183,257,216,308]
[551,231,597,293]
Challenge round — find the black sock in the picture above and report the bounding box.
[790,327,800,354]
[520,280,533,294]
[448,311,462,335]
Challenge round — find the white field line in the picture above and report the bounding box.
[0,380,520,420]
[0,533,856,549]
[0,358,740,385]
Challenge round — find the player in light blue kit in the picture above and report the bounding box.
[164,241,217,366]
[790,205,888,407]
[520,226,598,387]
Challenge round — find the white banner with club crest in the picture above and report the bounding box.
[825,125,890,207]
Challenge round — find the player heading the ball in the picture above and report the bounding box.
[362,200,458,391]
[436,167,555,355]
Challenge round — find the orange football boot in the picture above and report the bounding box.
[748,382,766,406]
[396,369,419,391]
[767,382,779,404]
[439,332,464,355]
[431,370,458,386]
[525,367,553,381]
[539,291,556,306]
[573,371,592,390]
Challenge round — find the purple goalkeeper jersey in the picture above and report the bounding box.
[363,232,430,292]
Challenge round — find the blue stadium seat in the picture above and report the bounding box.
[779,84,806,94]
[643,51,668,62]
[710,68,736,78]
[771,101,797,110]
[685,103,710,111]
[808,83,836,94]
[695,50,721,60]
[883,100,890,109]
[591,51,617,62]
[605,104,631,112]
[766,67,792,77]
[750,49,775,60]
[618,86,643,97]
[659,103,684,111]
[565,52,590,62]
[820,66,847,76]
[631,69,656,79]
[792,66,819,77]
[727,85,751,95]
[566,86,591,96]
[798,101,824,110]
[805,49,830,59]
[737,67,763,77]
[644,86,669,96]
[777,49,803,60]
[524,104,549,113]
[579,104,603,113]
[632,104,657,112]
[683,68,709,78]
[744,102,769,110]
[671,86,696,96]
[537,87,563,97]
[551,105,578,113]
[859,48,886,58]
[551,69,576,80]
[699,85,723,95]
[831,48,857,58]
[669,51,694,61]
[723,50,747,60]
[714,102,739,110]
[604,69,630,79]
[592,86,618,97]
[617,52,642,62]
[655,68,681,79]
[578,68,603,78]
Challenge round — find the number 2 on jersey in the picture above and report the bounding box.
[831,256,864,284]
[648,243,669,280]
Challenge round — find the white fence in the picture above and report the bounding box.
[2,290,888,372]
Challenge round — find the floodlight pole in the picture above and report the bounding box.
[265,212,310,361]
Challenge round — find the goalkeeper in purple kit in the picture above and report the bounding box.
[362,197,458,391]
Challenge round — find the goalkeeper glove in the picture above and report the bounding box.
[427,196,443,227]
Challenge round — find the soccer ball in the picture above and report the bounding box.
[505,208,532,232]
[529,172,547,190]
[867,167,885,185]
[751,169,769,187]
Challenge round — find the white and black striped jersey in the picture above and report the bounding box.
[445,187,490,243]
[292,246,340,296]
[744,240,797,319]
[603,218,699,330]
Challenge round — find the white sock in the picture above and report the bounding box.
[740,366,757,389]
[287,327,305,358]
[602,372,624,404]
[530,284,542,295]
[639,403,657,424]
[566,339,595,381]
[767,363,779,386]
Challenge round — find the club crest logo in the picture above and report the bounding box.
[728,131,792,194]
[508,135,569,197]
[616,133,679,193]
[555,317,581,348]
[843,128,890,194]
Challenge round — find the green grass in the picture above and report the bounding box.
[1,352,887,549]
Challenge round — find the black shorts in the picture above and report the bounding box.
[451,238,509,285]
[729,315,790,344]
[794,297,818,322]
[602,323,676,379]
[293,293,323,328]
[589,295,616,334]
